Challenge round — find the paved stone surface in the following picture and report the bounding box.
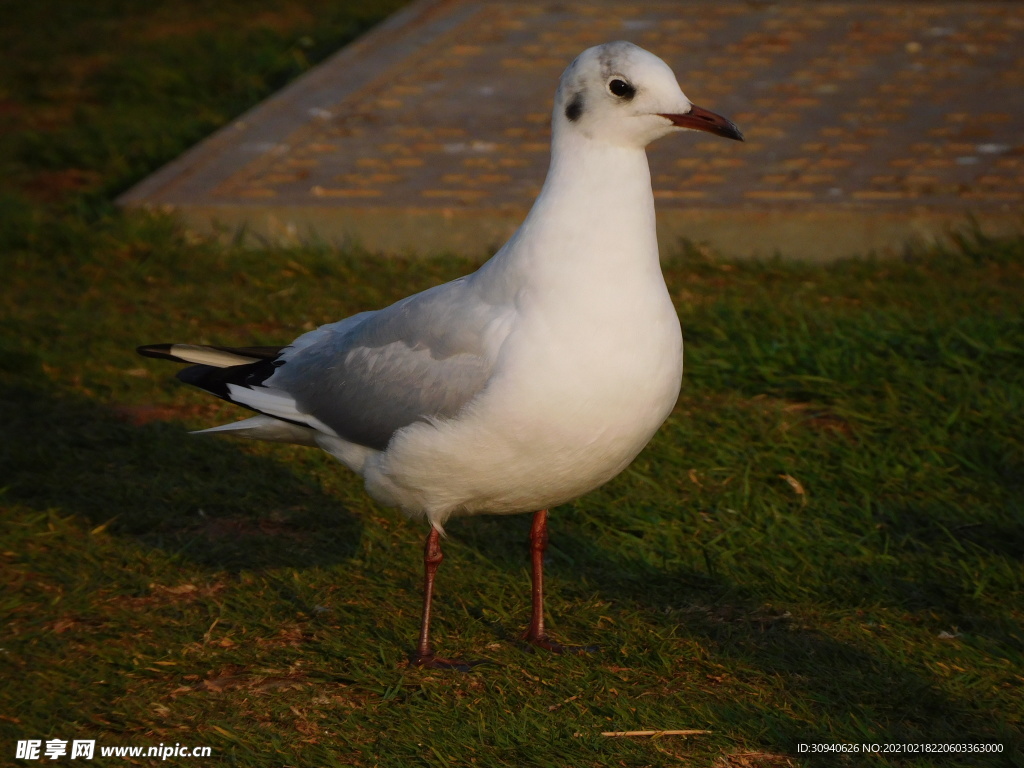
[119,0,1024,260]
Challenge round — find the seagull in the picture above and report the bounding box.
[139,41,743,670]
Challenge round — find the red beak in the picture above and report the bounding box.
[658,104,744,141]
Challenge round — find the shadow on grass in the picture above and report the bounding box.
[453,512,1023,763]
[0,377,362,571]
[4,375,1020,762]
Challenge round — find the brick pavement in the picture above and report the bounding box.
[119,0,1024,260]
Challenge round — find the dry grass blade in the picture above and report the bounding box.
[600,729,714,737]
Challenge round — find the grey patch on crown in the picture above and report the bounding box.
[597,40,637,80]
[565,91,585,122]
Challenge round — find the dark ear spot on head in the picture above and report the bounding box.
[565,91,584,122]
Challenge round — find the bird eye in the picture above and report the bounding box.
[608,78,635,99]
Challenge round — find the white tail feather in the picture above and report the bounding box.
[192,415,318,446]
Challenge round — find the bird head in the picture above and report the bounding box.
[554,41,744,148]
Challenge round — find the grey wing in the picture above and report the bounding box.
[269,277,512,450]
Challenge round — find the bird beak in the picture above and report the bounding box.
[659,104,744,141]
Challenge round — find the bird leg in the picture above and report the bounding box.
[522,509,596,655]
[523,509,552,645]
[411,527,443,665]
[410,527,478,671]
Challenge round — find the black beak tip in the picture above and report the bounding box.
[660,108,745,142]
[709,115,744,142]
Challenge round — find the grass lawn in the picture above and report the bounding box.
[1,2,1022,766]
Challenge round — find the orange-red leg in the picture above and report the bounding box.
[521,509,597,655]
[409,527,479,671]
[523,509,553,646]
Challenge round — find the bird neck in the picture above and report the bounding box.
[471,132,665,308]
[515,134,659,271]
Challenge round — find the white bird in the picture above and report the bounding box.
[139,41,743,670]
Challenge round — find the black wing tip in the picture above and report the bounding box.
[176,363,230,398]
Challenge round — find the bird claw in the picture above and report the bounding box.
[520,632,598,655]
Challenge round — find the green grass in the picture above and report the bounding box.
[1,2,1023,766]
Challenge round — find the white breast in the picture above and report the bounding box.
[365,256,682,525]
[363,132,684,527]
